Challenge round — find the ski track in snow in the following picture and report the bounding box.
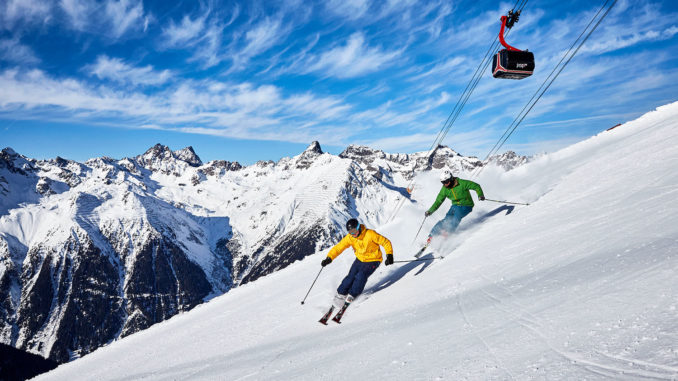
[456,289,516,380]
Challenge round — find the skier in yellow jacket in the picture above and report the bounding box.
[321,218,394,311]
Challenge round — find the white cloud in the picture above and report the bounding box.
[224,15,293,73]
[105,0,146,39]
[284,93,351,120]
[242,17,286,58]
[0,37,40,64]
[0,68,155,114]
[160,6,241,69]
[325,0,371,20]
[0,68,354,144]
[579,26,678,55]
[303,32,402,78]
[60,0,92,31]
[162,13,209,48]
[86,55,172,86]
[408,56,466,83]
[60,0,148,39]
[1,0,51,30]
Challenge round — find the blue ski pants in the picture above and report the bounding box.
[429,205,473,237]
[337,259,380,298]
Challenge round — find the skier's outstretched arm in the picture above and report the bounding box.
[427,188,446,214]
[327,235,351,260]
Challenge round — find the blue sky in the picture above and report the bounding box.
[1,0,677,164]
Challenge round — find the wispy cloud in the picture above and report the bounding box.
[85,55,172,86]
[228,16,291,72]
[0,37,40,64]
[60,0,149,39]
[350,91,451,129]
[301,32,402,78]
[162,13,209,48]
[1,0,51,30]
[60,0,94,32]
[0,68,353,144]
[104,0,148,38]
[580,26,678,55]
[160,6,241,69]
[243,17,287,58]
[407,56,466,83]
[324,0,371,21]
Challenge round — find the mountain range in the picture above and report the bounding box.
[0,142,528,362]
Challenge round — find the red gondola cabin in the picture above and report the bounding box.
[491,11,535,80]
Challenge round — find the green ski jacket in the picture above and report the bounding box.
[427,178,485,213]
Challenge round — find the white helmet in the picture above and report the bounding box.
[439,169,454,183]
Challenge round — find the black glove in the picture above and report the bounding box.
[385,254,394,266]
[479,196,485,201]
[321,257,332,267]
[424,210,432,217]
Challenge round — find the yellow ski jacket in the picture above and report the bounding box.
[327,227,393,263]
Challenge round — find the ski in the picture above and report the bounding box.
[319,306,335,325]
[414,236,434,258]
[413,245,427,258]
[331,302,350,324]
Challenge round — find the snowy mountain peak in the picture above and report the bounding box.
[428,144,476,171]
[139,143,173,162]
[174,146,202,167]
[304,141,323,155]
[200,160,243,177]
[431,144,460,158]
[51,156,71,168]
[1,147,17,156]
[339,143,478,177]
[486,150,530,170]
[339,144,386,161]
[291,141,325,170]
[135,144,202,175]
[1,147,34,174]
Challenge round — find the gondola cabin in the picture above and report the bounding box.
[492,49,535,79]
[492,11,535,80]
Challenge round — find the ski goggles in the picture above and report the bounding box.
[348,224,361,237]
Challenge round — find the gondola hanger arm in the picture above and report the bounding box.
[498,15,521,51]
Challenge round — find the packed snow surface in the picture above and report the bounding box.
[37,102,678,380]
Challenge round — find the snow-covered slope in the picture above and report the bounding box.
[36,102,678,380]
[0,139,526,362]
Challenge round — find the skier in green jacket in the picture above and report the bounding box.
[424,169,485,244]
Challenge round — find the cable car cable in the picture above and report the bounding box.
[387,0,527,223]
[472,0,617,179]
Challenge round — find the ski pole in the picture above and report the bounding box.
[484,198,530,206]
[412,216,428,243]
[394,257,443,263]
[300,267,324,305]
